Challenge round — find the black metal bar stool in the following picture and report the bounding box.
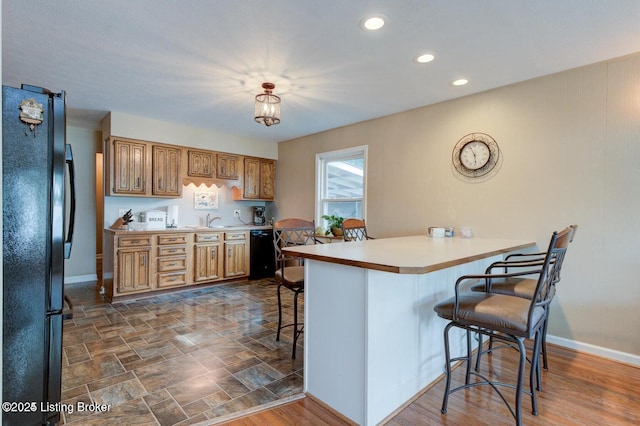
[433,226,573,426]
[272,218,317,359]
[470,225,577,373]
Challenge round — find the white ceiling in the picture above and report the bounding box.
[3,1,640,143]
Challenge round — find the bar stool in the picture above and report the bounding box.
[341,218,374,242]
[273,218,316,359]
[470,225,577,371]
[433,226,573,426]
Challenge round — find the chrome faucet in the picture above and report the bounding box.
[206,214,222,227]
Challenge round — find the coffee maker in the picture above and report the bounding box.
[253,206,266,225]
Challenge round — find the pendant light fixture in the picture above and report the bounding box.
[254,82,281,126]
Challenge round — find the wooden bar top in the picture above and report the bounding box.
[283,235,536,274]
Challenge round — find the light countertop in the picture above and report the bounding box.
[283,235,536,274]
[105,224,273,234]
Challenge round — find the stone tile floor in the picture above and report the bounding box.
[61,279,303,425]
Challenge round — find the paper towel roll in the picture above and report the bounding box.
[167,205,179,227]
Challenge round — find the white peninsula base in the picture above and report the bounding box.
[284,236,535,425]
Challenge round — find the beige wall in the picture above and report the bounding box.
[64,127,102,279]
[276,53,640,359]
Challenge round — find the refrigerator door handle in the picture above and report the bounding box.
[64,144,76,259]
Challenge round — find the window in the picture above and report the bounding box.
[316,146,367,230]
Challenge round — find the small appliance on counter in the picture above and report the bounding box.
[167,205,179,228]
[140,210,167,230]
[427,226,454,238]
[253,206,266,225]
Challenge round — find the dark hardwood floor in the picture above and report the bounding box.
[222,343,640,425]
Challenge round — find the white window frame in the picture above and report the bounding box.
[315,145,368,229]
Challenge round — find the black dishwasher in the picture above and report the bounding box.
[249,229,275,279]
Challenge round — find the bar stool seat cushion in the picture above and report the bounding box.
[275,265,304,286]
[470,277,537,299]
[434,292,545,336]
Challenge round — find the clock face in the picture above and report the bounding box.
[452,133,500,178]
[459,140,490,170]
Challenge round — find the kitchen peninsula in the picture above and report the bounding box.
[283,235,535,426]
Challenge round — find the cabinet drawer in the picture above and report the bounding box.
[195,233,222,243]
[158,246,187,257]
[225,231,247,241]
[157,234,188,245]
[157,257,187,272]
[118,235,152,247]
[157,272,187,288]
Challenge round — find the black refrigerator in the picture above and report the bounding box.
[2,84,75,425]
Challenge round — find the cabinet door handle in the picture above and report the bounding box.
[137,177,141,188]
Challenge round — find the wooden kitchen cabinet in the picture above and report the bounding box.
[259,159,275,199]
[216,153,240,180]
[152,145,182,197]
[104,228,252,301]
[107,136,183,198]
[193,232,224,283]
[111,139,147,195]
[235,157,275,200]
[224,231,249,278]
[187,149,214,178]
[156,234,188,289]
[242,157,261,199]
[115,235,152,295]
[117,249,151,293]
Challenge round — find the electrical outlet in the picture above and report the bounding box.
[233,210,241,218]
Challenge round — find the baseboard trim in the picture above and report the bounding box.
[64,274,98,284]
[547,334,640,367]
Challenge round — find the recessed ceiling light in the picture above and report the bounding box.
[452,79,469,86]
[415,53,435,64]
[362,16,385,31]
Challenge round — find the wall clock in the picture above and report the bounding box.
[452,133,500,178]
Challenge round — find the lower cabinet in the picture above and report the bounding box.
[106,230,251,300]
[156,234,188,289]
[193,233,223,282]
[224,231,249,278]
[114,234,153,295]
[117,248,151,293]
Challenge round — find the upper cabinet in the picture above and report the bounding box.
[152,145,182,197]
[187,150,214,178]
[105,137,182,198]
[106,136,274,200]
[111,138,147,195]
[216,153,240,180]
[242,157,261,199]
[259,159,275,199]
[233,157,275,201]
